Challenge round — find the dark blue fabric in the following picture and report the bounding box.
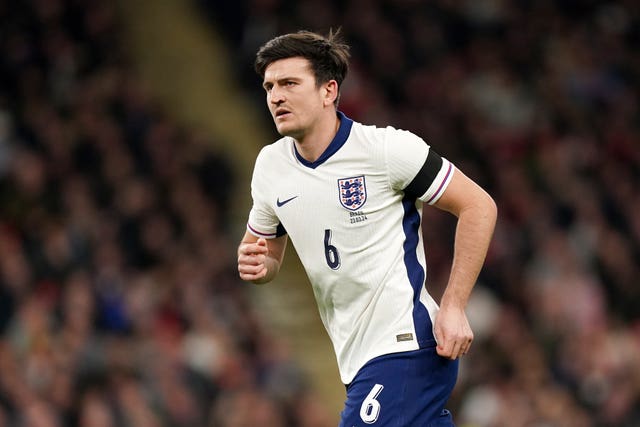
[402,197,436,348]
[340,347,458,426]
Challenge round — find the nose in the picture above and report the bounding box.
[269,86,285,105]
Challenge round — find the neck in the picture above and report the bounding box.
[294,111,340,162]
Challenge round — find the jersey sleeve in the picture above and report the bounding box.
[246,149,287,238]
[385,127,454,205]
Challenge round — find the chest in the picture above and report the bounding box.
[271,159,398,234]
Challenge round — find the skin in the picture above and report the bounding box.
[261,57,340,162]
[238,56,497,360]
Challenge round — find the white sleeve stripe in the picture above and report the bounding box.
[425,162,453,204]
[247,223,276,238]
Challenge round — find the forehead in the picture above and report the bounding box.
[263,57,314,81]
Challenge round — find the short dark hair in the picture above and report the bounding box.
[254,29,350,103]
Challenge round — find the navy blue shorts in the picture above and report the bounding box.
[339,347,459,427]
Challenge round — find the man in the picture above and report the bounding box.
[237,30,497,426]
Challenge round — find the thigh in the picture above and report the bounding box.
[339,347,458,427]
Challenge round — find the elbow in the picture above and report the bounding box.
[486,193,498,222]
[481,191,498,229]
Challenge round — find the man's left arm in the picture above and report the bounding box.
[432,167,497,360]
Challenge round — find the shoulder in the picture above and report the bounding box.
[351,121,426,147]
[255,137,291,164]
[250,138,292,185]
[351,120,385,138]
[383,125,427,146]
[348,120,399,148]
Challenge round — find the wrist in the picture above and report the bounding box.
[439,293,467,311]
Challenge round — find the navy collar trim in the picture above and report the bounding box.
[294,111,353,169]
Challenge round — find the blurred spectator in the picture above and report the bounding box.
[0,1,326,426]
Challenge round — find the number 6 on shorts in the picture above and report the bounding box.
[360,383,384,424]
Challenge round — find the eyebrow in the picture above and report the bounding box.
[262,76,301,89]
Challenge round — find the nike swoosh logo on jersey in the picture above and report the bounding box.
[276,196,298,207]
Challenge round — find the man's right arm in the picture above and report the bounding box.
[237,231,287,284]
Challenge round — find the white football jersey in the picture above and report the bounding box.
[247,112,454,384]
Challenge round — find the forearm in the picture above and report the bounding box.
[440,193,497,309]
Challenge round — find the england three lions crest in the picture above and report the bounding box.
[338,175,367,211]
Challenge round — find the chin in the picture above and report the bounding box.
[276,124,301,138]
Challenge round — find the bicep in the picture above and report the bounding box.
[433,168,494,217]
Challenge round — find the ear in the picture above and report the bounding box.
[323,80,339,107]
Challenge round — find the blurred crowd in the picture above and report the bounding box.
[0,1,336,426]
[202,0,640,426]
[1,0,639,426]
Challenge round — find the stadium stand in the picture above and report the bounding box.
[0,1,335,426]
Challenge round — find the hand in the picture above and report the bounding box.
[237,238,269,282]
[434,305,473,360]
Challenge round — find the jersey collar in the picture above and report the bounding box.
[293,111,353,169]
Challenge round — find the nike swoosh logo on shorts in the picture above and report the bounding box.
[276,196,298,207]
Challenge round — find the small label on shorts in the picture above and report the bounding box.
[396,333,414,342]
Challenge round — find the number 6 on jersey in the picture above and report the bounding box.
[324,229,341,269]
[360,383,384,424]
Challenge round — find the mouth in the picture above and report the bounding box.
[274,109,291,119]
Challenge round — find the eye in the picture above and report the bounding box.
[285,81,296,87]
